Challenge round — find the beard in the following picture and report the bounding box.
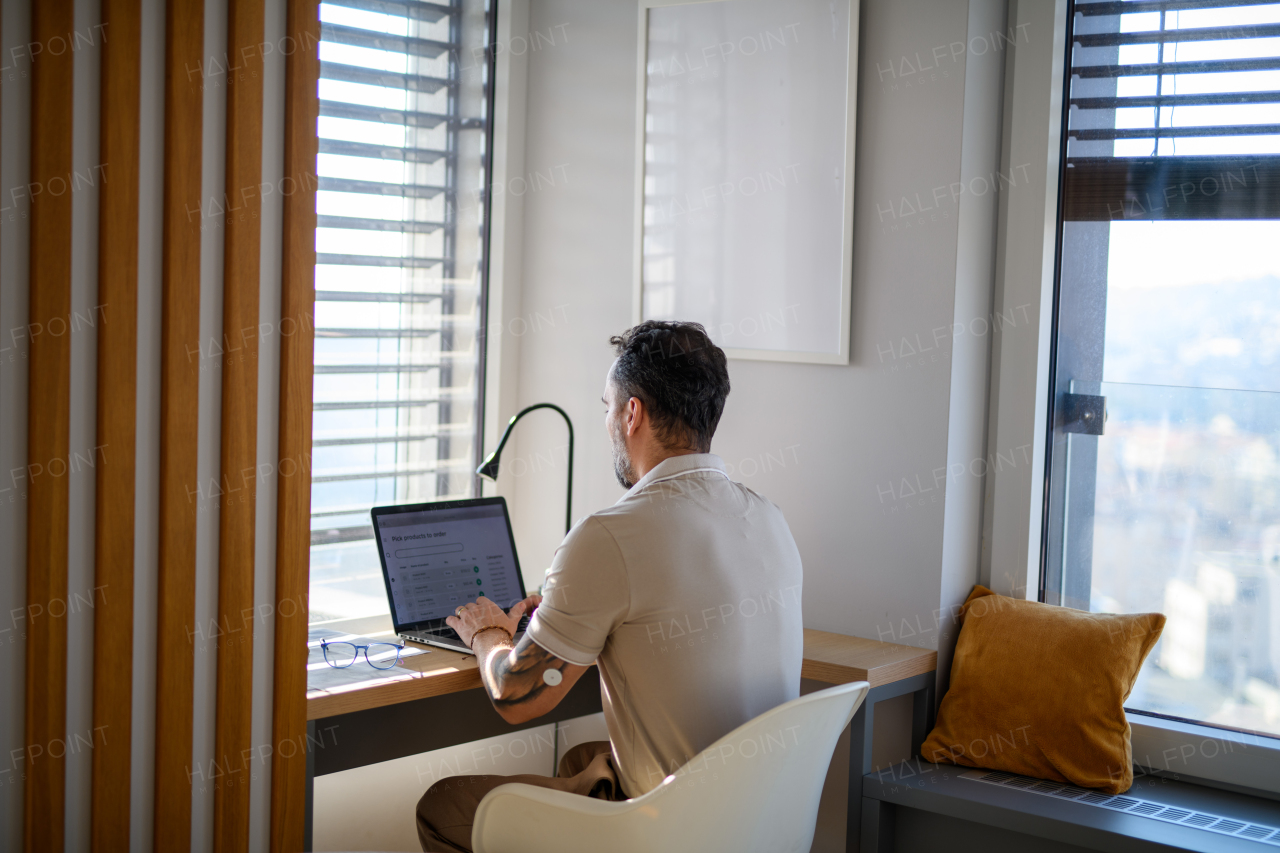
[609,417,638,489]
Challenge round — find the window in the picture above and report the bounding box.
[308,0,495,624]
[1047,0,1280,741]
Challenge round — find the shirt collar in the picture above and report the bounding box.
[623,453,727,499]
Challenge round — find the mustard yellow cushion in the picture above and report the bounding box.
[921,585,1165,794]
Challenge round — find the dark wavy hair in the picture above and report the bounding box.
[608,321,730,452]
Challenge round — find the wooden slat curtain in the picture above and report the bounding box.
[91,0,142,849]
[153,0,205,845]
[271,0,320,849]
[11,0,318,848]
[25,1,76,845]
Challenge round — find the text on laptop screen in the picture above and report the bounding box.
[377,504,521,626]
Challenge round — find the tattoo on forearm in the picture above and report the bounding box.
[484,635,568,710]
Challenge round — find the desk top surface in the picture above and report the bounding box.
[307,626,937,720]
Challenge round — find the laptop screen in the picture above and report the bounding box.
[372,499,525,630]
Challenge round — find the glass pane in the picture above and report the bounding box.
[1052,0,1280,742]
[308,0,494,625]
[1088,381,1280,733]
[1050,220,1280,740]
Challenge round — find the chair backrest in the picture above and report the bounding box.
[474,681,869,853]
[629,681,869,853]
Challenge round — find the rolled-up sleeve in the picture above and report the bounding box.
[525,517,629,667]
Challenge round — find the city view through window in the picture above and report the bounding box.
[1093,223,1280,739]
[1056,1,1280,739]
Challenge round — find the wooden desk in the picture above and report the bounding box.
[305,628,936,852]
[307,640,482,721]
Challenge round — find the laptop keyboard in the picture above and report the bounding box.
[412,614,529,644]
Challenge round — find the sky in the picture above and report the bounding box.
[1107,220,1280,290]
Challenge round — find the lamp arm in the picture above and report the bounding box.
[484,413,521,466]
[480,403,575,534]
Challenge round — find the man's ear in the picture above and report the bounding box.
[625,396,643,436]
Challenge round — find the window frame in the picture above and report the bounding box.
[305,0,503,627]
[980,0,1280,797]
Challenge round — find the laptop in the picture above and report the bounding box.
[371,497,531,655]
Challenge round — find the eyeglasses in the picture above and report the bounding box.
[321,639,405,670]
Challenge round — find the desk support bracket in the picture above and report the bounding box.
[847,672,936,852]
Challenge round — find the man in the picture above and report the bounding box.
[416,320,804,852]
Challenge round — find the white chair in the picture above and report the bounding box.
[471,681,870,853]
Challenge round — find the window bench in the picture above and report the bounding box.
[860,759,1280,852]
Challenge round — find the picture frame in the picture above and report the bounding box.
[633,0,859,364]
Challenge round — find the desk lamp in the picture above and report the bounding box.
[477,403,574,534]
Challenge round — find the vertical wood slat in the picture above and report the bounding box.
[212,0,265,849]
[90,0,142,850]
[270,0,319,847]
[24,1,75,851]
[154,0,204,848]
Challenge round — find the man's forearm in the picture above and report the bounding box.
[473,632,578,724]
[472,628,517,702]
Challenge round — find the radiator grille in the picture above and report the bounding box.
[961,770,1280,844]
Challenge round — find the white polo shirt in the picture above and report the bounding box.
[525,453,804,796]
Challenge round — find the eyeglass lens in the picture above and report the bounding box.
[323,641,359,668]
[365,643,402,669]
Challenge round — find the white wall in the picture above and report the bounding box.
[497,0,1035,661]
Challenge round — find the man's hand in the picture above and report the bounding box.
[445,594,542,648]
